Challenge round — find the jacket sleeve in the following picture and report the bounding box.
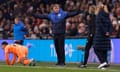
[21,26,28,34]
[105,15,112,33]
[20,22,28,34]
[66,10,83,18]
[101,13,112,34]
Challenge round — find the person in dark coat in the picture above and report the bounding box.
[80,5,96,68]
[93,3,112,69]
[33,4,83,66]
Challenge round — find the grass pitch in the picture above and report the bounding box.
[0,62,120,72]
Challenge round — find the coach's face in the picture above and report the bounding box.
[53,4,60,13]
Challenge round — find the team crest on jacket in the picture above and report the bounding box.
[58,13,61,17]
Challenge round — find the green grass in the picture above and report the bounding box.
[0,62,120,72]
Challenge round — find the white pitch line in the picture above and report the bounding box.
[0,65,119,72]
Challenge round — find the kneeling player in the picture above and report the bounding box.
[1,41,35,66]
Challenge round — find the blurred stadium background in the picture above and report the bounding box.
[0,0,120,39]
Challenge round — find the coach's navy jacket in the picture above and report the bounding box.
[34,9,82,34]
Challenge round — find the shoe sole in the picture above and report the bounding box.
[98,62,108,69]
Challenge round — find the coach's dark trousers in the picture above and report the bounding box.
[83,35,94,65]
[53,34,65,64]
[94,49,108,63]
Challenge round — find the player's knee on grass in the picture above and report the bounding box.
[19,57,31,65]
[23,59,31,65]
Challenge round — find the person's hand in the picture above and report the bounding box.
[7,62,13,65]
[103,5,109,13]
[7,63,10,65]
[10,62,14,65]
[105,32,110,37]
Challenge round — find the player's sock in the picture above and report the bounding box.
[29,58,36,66]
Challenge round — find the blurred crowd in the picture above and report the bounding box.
[0,0,120,39]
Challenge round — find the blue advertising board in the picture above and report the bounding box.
[0,39,120,64]
[23,39,86,62]
[111,39,120,64]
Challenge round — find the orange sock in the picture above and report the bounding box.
[23,59,31,65]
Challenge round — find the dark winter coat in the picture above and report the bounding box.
[93,10,112,50]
